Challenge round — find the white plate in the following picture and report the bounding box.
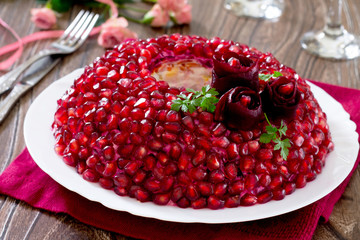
[24,69,359,224]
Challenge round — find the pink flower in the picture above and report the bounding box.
[174,4,192,24]
[145,4,170,27]
[96,0,118,18]
[97,17,138,48]
[30,8,56,29]
[158,0,187,12]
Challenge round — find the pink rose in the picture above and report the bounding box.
[158,0,187,12]
[174,4,192,24]
[145,4,170,27]
[30,8,57,29]
[97,17,138,48]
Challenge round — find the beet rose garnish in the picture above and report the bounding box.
[261,76,301,118]
[214,87,263,130]
[211,52,260,96]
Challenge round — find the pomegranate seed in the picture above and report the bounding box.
[245,174,259,190]
[189,167,207,181]
[177,153,190,171]
[63,153,77,166]
[207,195,224,209]
[269,175,283,190]
[228,180,244,195]
[272,189,286,200]
[153,193,171,205]
[186,184,200,201]
[214,182,227,197]
[240,194,257,206]
[83,169,99,182]
[124,161,139,176]
[132,170,146,185]
[99,178,114,189]
[192,149,206,166]
[212,123,227,136]
[102,146,115,160]
[225,163,238,179]
[166,110,180,122]
[164,122,181,133]
[257,149,273,161]
[134,98,149,108]
[225,195,240,208]
[191,198,207,209]
[229,132,243,143]
[172,186,184,202]
[103,162,117,177]
[284,183,296,195]
[134,146,147,160]
[241,156,255,172]
[182,116,195,131]
[130,108,145,120]
[259,174,271,187]
[198,182,214,196]
[227,143,239,159]
[135,189,150,202]
[144,178,161,192]
[213,137,230,148]
[162,131,177,142]
[206,153,221,170]
[209,170,225,183]
[170,143,182,159]
[195,137,212,150]
[257,191,273,204]
[198,112,213,125]
[176,197,190,208]
[248,140,260,153]
[160,176,174,192]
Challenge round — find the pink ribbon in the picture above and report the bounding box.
[0,25,101,71]
[0,0,117,71]
[0,18,24,71]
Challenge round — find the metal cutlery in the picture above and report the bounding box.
[0,10,99,96]
[0,10,99,124]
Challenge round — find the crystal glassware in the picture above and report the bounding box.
[300,0,360,60]
[224,0,284,19]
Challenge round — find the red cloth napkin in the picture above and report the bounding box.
[0,81,359,240]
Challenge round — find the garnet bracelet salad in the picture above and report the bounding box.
[52,34,334,209]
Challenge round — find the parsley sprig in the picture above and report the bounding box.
[259,71,283,82]
[259,113,291,160]
[171,85,219,114]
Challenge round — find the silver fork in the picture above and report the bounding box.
[0,10,99,96]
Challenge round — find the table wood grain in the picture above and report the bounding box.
[0,0,359,239]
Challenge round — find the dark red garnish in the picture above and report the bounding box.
[211,52,260,95]
[214,87,263,130]
[261,76,301,118]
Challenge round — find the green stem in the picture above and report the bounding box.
[118,4,149,13]
[264,113,272,126]
[120,14,144,24]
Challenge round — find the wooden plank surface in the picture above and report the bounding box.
[0,0,359,239]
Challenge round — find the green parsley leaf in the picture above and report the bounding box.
[171,85,219,114]
[273,71,283,77]
[259,113,291,160]
[259,71,283,82]
[259,133,274,143]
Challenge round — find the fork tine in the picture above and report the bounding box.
[77,13,99,42]
[58,10,85,41]
[67,11,91,39]
[74,12,97,40]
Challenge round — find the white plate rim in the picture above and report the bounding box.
[24,69,359,224]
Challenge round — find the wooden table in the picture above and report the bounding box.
[0,0,359,239]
